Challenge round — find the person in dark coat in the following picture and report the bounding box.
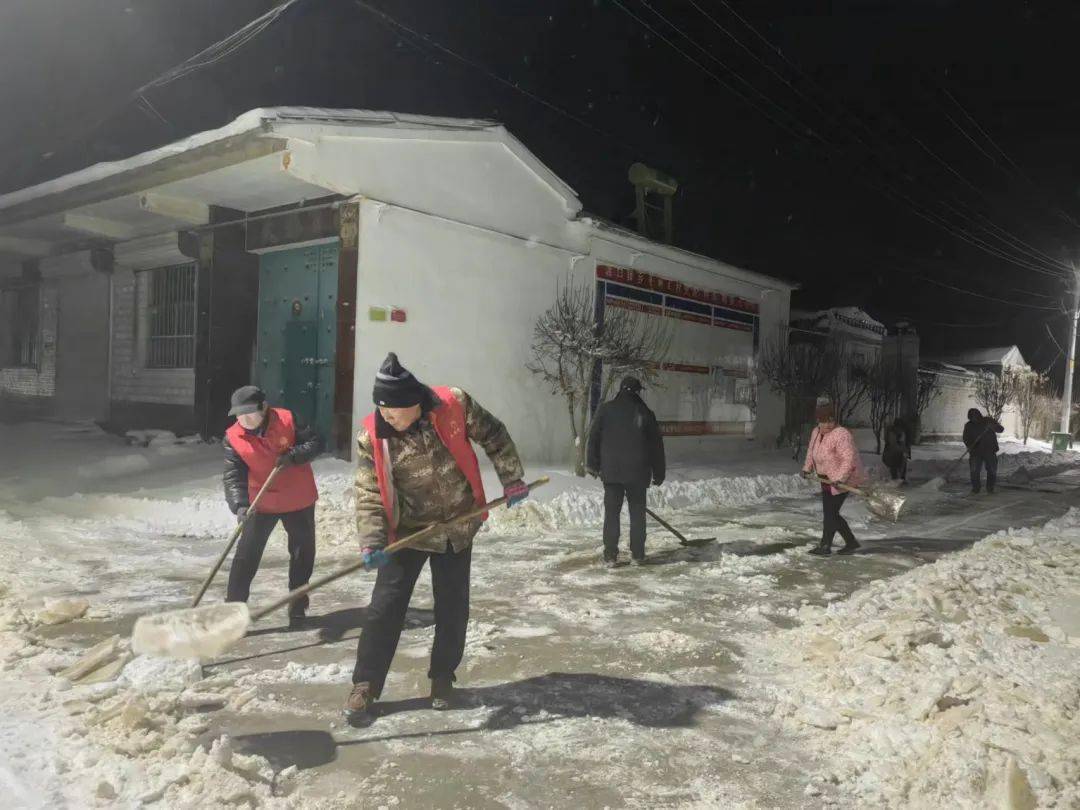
[962,407,1004,494]
[223,385,323,628]
[882,417,911,482]
[586,376,666,567]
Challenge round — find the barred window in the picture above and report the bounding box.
[144,263,196,369]
[1,283,40,368]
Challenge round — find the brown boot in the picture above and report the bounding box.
[344,682,375,726]
[430,677,455,711]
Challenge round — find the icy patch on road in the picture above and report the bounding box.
[487,473,807,533]
[751,508,1080,808]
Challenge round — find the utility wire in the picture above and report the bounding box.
[918,276,1064,311]
[703,0,1072,280]
[352,0,645,156]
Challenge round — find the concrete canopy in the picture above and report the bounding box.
[0,107,584,263]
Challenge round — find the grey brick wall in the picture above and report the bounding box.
[110,268,195,406]
[0,282,57,400]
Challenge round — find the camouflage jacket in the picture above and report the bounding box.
[355,388,525,553]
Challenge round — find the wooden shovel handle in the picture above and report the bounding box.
[251,476,550,622]
[191,464,285,608]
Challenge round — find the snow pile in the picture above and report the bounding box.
[487,473,807,532]
[76,454,153,479]
[0,583,318,808]
[755,509,1080,807]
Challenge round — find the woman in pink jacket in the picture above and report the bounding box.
[802,402,865,556]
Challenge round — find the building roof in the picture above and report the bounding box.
[924,345,1028,369]
[0,107,584,260]
[790,306,886,337]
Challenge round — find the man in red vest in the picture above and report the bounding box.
[223,385,323,629]
[344,353,528,725]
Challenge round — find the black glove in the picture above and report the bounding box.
[652,476,664,486]
[274,451,296,469]
[585,467,599,479]
[235,507,249,525]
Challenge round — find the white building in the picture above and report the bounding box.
[0,108,794,463]
[920,346,1030,439]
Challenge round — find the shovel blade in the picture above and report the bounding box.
[132,602,251,660]
[867,491,906,522]
[680,537,717,547]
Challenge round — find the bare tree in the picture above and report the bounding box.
[1014,369,1050,444]
[758,332,841,455]
[527,278,672,476]
[829,349,871,427]
[866,357,903,453]
[974,369,1020,422]
[913,370,943,443]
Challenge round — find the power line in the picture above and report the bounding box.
[918,275,1064,311]
[352,0,645,157]
[701,0,1073,280]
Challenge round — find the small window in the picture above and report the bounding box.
[1,283,40,368]
[143,263,197,369]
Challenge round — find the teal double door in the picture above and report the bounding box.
[256,243,339,443]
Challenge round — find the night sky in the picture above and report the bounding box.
[3,0,1079,375]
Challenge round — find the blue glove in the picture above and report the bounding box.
[504,480,529,508]
[362,548,390,570]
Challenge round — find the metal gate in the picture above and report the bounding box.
[255,243,339,443]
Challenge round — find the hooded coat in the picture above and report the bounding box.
[586,389,666,488]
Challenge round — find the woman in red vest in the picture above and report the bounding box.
[345,353,529,725]
[223,385,323,628]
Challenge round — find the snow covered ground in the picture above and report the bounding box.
[2,420,1079,808]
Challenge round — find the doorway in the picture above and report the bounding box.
[255,243,339,443]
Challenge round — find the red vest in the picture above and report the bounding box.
[363,386,487,543]
[225,408,319,515]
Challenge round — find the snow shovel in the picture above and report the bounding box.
[941,425,994,483]
[191,464,286,608]
[132,476,551,659]
[645,507,716,547]
[807,473,906,522]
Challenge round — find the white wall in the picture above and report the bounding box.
[920,371,1022,439]
[350,201,792,465]
[352,199,589,464]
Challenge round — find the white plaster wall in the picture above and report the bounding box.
[921,373,1022,439]
[352,200,589,464]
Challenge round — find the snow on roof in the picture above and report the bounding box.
[791,306,886,336]
[926,346,1027,369]
[0,107,575,220]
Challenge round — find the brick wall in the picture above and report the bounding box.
[0,282,57,401]
[110,268,195,406]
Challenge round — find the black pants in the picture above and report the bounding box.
[226,505,316,614]
[352,544,472,697]
[603,483,647,560]
[821,490,856,547]
[970,454,998,493]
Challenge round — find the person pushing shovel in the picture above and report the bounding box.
[345,353,529,725]
[963,408,1004,494]
[222,386,323,628]
[802,401,865,556]
[586,375,666,567]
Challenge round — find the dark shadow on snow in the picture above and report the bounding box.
[370,671,733,730]
[233,729,338,771]
[203,607,435,668]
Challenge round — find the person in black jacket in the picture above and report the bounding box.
[223,385,323,628]
[586,376,666,567]
[882,417,911,482]
[962,407,1004,494]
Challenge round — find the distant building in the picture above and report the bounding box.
[920,346,1030,439]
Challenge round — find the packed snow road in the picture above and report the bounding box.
[2,422,1079,808]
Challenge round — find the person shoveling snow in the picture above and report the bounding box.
[800,401,904,554]
[346,353,530,723]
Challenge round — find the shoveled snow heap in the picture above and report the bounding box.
[487,473,807,533]
[752,508,1080,807]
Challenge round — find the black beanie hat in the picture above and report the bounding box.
[620,376,643,393]
[373,352,426,407]
[967,407,982,421]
